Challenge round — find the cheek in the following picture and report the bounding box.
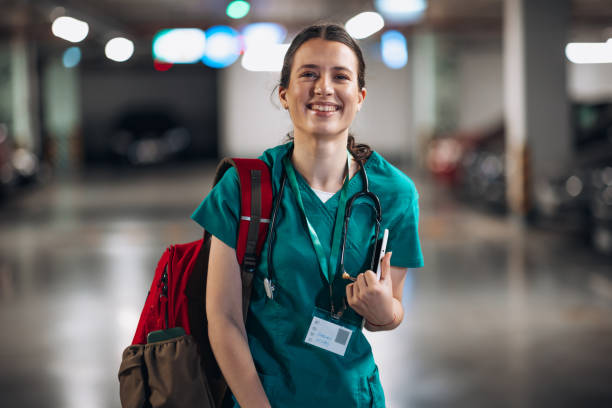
[342,88,361,106]
[287,89,306,107]
[343,95,361,113]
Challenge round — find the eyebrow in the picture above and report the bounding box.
[296,64,354,73]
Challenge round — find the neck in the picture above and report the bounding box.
[292,134,350,193]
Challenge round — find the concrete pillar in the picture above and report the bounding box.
[0,46,12,128]
[503,0,571,214]
[42,57,82,171]
[410,30,437,166]
[435,35,460,135]
[10,29,40,154]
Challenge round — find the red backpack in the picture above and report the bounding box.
[119,158,273,408]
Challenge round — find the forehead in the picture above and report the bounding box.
[292,38,359,72]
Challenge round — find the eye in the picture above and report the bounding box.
[300,71,317,78]
[336,74,350,80]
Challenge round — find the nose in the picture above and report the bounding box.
[314,74,333,96]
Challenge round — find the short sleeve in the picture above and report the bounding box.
[190,167,240,249]
[387,196,424,269]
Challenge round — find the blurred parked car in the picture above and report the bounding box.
[426,101,612,254]
[426,123,506,211]
[590,165,612,254]
[109,109,191,166]
[0,123,40,200]
[0,124,15,197]
[533,101,612,253]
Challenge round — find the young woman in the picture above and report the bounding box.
[192,23,423,408]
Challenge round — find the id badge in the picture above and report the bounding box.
[304,308,357,356]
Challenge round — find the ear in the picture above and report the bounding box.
[278,86,288,110]
[357,87,366,111]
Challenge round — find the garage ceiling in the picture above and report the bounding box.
[2,0,612,40]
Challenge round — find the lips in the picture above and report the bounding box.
[307,103,341,112]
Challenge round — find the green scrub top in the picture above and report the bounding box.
[192,143,423,408]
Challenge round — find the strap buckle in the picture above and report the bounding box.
[242,253,257,272]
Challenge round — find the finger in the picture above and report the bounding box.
[357,272,368,288]
[380,251,392,281]
[357,274,370,302]
[363,270,378,286]
[347,287,364,314]
[346,283,355,304]
[353,277,361,298]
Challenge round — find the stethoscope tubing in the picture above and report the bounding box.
[339,187,382,274]
[266,160,382,287]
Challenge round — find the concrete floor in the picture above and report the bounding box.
[1,162,612,408]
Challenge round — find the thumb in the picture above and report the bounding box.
[380,251,392,281]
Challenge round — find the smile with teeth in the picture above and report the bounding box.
[308,104,340,112]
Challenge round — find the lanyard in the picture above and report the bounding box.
[282,151,352,285]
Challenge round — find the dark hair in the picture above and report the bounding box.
[280,23,372,162]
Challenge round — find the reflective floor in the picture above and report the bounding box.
[1,163,611,408]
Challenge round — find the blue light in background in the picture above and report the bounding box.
[62,47,81,68]
[242,22,287,51]
[152,28,207,64]
[381,30,408,69]
[202,26,241,68]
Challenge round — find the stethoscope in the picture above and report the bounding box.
[264,149,383,319]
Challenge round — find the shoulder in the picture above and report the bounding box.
[216,143,290,188]
[365,151,419,203]
[214,165,240,194]
[258,142,291,183]
[365,152,423,267]
[258,143,291,166]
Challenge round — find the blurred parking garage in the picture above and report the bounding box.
[1,0,612,407]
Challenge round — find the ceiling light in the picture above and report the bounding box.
[51,16,89,43]
[345,12,385,40]
[105,37,134,62]
[381,30,408,69]
[242,23,287,51]
[226,1,250,19]
[375,0,427,23]
[153,29,207,63]
[202,26,241,69]
[241,43,290,72]
[565,42,612,64]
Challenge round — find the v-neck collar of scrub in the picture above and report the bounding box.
[292,155,372,220]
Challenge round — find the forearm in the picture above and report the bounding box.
[364,297,404,332]
[209,317,271,408]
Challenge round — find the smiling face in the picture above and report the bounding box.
[279,38,366,142]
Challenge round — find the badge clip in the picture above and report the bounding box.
[263,278,275,299]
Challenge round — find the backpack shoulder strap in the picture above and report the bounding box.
[213,157,273,271]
